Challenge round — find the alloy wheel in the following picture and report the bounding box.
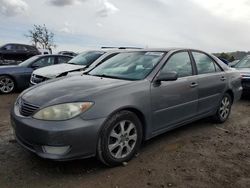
[108,120,137,159]
[219,96,230,120]
[0,77,15,93]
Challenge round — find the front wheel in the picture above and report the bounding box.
[97,111,143,166]
[0,76,16,94]
[213,93,232,123]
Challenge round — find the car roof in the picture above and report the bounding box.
[135,48,207,52]
[104,48,207,53]
[35,54,73,58]
[3,43,36,47]
[75,48,209,55]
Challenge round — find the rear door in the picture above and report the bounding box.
[191,51,227,115]
[151,51,198,132]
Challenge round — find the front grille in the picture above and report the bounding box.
[30,74,47,84]
[19,99,40,117]
[242,82,250,89]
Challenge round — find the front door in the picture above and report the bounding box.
[151,51,198,133]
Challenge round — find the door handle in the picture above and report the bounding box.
[190,82,198,88]
[221,76,226,81]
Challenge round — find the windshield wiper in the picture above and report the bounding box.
[67,62,78,65]
[92,74,122,79]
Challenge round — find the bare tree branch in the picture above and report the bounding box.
[24,24,56,49]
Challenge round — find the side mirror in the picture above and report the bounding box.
[156,71,178,82]
[1,47,7,50]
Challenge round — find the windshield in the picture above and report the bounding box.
[89,51,165,80]
[235,56,250,68]
[19,56,40,67]
[68,51,105,66]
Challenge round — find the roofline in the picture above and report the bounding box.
[2,43,36,46]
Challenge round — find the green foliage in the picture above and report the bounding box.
[213,51,250,62]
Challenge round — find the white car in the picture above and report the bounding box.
[30,50,111,85]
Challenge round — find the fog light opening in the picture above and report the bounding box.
[42,145,70,155]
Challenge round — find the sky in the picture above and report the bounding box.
[0,0,250,53]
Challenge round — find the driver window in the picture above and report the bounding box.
[161,52,193,78]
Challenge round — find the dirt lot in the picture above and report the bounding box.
[0,94,250,188]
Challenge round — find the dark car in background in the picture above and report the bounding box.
[218,57,229,65]
[234,55,250,94]
[11,48,242,166]
[0,55,72,94]
[0,43,40,64]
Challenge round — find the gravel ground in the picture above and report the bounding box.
[0,93,250,188]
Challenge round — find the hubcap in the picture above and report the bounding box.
[219,96,230,120]
[0,77,14,93]
[108,120,137,159]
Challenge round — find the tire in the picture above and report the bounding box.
[213,93,232,123]
[0,75,16,94]
[97,110,143,166]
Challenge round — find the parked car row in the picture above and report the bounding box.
[9,48,243,166]
[232,55,250,94]
[30,50,116,85]
[0,48,134,93]
[0,55,73,93]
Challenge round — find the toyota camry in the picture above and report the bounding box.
[11,48,242,166]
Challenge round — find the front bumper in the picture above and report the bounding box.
[11,104,106,161]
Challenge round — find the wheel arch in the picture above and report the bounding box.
[98,106,148,142]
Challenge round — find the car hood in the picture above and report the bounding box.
[33,63,86,78]
[21,75,132,106]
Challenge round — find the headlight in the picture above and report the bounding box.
[33,102,93,120]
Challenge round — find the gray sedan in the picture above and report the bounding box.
[233,55,250,94]
[11,48,242,166]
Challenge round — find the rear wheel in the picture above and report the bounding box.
[97,111,142,166]
[213,93,232,123]
[0,76,15,94]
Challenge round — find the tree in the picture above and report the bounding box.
[25,24,56,49]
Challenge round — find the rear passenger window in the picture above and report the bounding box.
[161,52,193,78]
[192,52,218,74]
